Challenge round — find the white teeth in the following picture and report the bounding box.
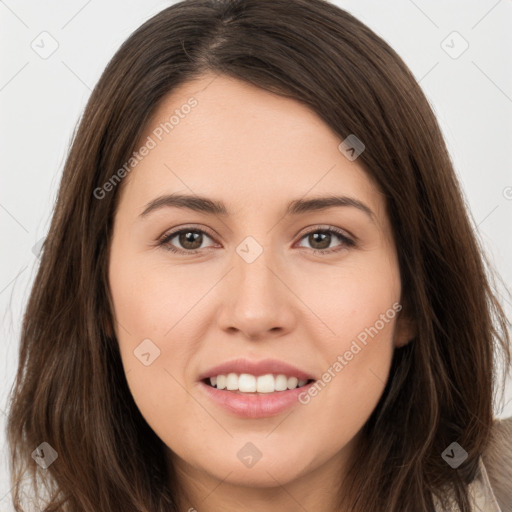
[256,374,274,393]
[275,374,288,391]
[287,377,298,390]
[239,374,257,392]
[207,373,310,393]
[217,375,226,390]
[226,373,238,390]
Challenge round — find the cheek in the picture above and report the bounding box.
[108,246,226,444]
[108,249,184,423]
[108,276,201,451]
[295,250,400,354]
[108,247,209,352]
[294,253,400,432]
[298,305,397,445]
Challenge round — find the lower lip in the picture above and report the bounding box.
[198,380,315,419]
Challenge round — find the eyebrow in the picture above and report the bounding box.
[139,193,375,222]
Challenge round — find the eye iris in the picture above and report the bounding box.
[179,231,202,250]
[310,232,330,249]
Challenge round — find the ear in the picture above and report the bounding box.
[394,304,417,348]
[102,300,116,339]
[102,314,114,339]
[105,318,114,339]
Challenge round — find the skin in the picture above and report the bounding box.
[108,72,415,512]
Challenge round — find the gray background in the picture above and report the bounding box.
[1,0,511,506]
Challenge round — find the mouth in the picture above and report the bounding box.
[199,374,317,418]
[202,373,316,394]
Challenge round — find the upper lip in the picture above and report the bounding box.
[198,358,317,381]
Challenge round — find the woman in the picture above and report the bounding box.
[7,0,511,511]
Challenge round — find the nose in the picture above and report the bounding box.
[216,245,297,341]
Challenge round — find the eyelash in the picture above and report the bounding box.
[157,225,355,256]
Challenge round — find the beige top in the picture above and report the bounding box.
[467,457,503,511]
[434,417,512,512]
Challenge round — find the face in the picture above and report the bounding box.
[108,73,413,502]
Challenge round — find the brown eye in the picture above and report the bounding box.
[297,227,354,254]
[160,228,216,254]
[306,232,332,250]
[177,231,203,250]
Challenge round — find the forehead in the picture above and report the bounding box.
[118,73,386,224]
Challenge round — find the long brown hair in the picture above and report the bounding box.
[7,0,511,510]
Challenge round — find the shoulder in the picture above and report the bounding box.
[482,416,512,512]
